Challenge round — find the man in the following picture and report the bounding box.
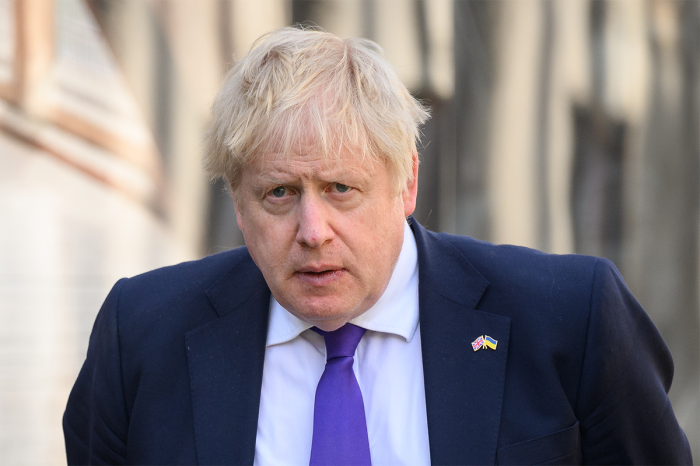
[64,27,692,464]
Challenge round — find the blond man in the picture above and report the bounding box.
[64,28,691,465]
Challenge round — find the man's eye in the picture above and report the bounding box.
[334,183,351,193]
[271,186,287,198]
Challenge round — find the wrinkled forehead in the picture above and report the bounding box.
[247,140,385,179]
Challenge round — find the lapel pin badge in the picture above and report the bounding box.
[472,335,498,351]
[484,335,498,350]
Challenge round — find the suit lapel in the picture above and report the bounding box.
[185,252,270,465]
[412,220,511,465]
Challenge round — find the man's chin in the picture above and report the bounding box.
[304,316,355,332]
[287,300,362,330]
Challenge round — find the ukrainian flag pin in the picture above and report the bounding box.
[484,335,498,350]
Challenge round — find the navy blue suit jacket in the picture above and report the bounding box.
[64,219,692,464]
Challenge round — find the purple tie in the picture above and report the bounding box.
[310,324,371,466]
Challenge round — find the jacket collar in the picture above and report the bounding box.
[186,219,510,465]
[186,253,270,465]
[411,218,510,465]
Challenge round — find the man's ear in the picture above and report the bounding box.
[232,189,245,233]
[402,151,419,217]
[234,204,244,232]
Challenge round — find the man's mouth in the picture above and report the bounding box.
[295,267,345,286]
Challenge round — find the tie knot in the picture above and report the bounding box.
[313,323,366,360]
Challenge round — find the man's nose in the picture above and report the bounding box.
[295,194,334,248]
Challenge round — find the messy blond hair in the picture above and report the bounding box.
[203,27,430,194]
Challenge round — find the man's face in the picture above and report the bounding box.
[235,146,418,331]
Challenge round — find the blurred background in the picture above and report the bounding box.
[0,0,698,463]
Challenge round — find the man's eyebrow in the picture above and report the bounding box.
[253,176,287,185]
[249,171,294,185]
[252,168,358,184]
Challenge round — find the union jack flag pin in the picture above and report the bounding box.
[471,335,485,351]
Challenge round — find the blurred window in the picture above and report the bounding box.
[55,0,115,76]
[40,0,160,194]
[0,0,160,204]
[50,0,147,139]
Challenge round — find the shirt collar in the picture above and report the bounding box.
[266,220,420,346]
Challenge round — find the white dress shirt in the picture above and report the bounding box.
[253,221,431,466]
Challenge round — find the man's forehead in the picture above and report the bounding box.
[248,110,379,176]
[248,148,381,179]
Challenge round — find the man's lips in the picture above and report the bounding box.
[294,267,345,286]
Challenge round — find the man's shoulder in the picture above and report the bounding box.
[111,246,258,334]
[124,246,253,294]
[429,229,602,280]
[422,228,612,314]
